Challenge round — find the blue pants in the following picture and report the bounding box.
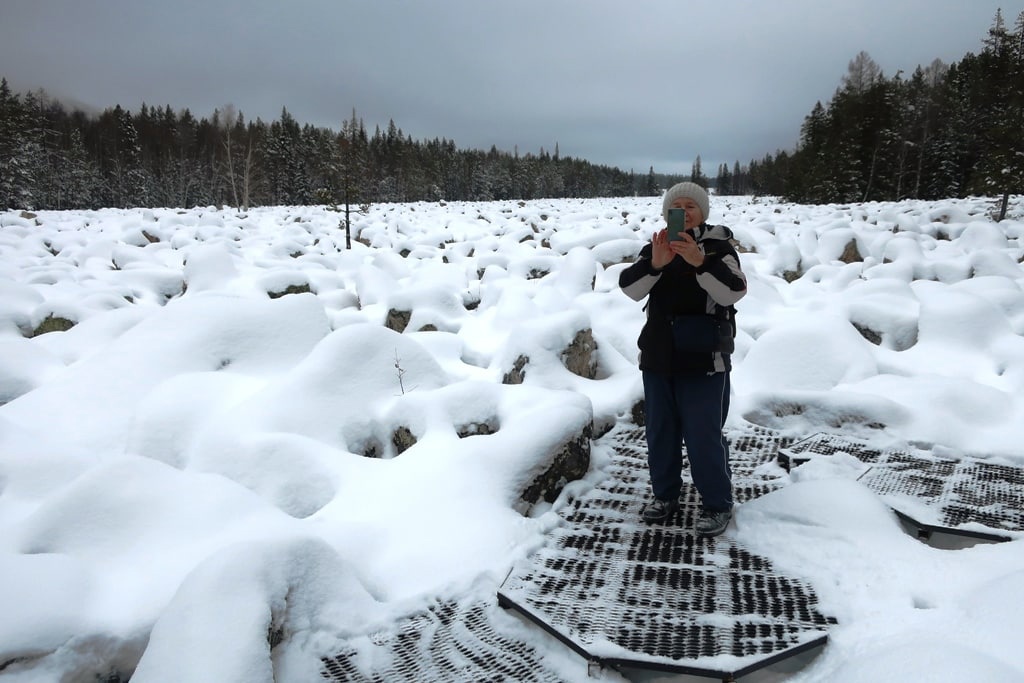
[642,371,733,512]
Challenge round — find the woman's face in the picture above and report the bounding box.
[670,197,703,229]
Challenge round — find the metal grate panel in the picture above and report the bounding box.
[319,598,569,682]
[499,422,834,678]
[781,433,1024,540]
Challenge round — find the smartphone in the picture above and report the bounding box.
[667,208,687,241]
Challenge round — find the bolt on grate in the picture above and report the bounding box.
[319,598,569,683]
[499,422,834,679]
[781,433,1024,540]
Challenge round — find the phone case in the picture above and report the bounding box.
[667,208,687,241]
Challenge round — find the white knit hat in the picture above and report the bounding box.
[662,182,709,223]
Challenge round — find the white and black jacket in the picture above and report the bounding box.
[618,223,747,374]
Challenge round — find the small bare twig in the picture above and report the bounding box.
[394,349,407,395]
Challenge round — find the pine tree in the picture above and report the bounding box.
[645,166,657,196]
[716,163,732,195]
[58,128,102,208]
[789,101,830,202]
[335,108,370,248]
[979,8,1024,217]
[904,60,948,199]
[263,107,305,205]
[118,106,148,206]
[17,90,56,209]
[0,79,35,209]
[958,14,1012,198]
[689,155,707,187]
[167,108,202,207]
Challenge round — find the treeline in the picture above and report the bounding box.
[0,84,688,211]
[749,9,1024,206]
[2,10,1020,211]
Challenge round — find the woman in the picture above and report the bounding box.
[618,182,747,537]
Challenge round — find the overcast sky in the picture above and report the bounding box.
[0,1,1015,174]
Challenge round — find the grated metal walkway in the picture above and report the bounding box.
[498,423,835,680]
[780,433,1024,542]
[319,597,570,682]
[320,425,1024,681]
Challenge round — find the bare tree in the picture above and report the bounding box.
[842,51,883,94]
[218,104,258,211]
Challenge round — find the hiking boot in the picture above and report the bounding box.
[695,509,732,538]
[642,497,679,524]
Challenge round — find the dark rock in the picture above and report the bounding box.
[392,426,417,455]
[268,283,311,299]
[31,314,75,337]
[562,328,598,379]
[503,355,529,385]
[839,239,863,263]
[385,309,412,333]
[631,399,645,426]
[517,421,592,512]
[457,421,498,438]
[852,322,883,346]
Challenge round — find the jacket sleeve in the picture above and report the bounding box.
[695,250,747,306]
[618,243,662,302]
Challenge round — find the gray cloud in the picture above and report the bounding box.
[0,0,1012,174]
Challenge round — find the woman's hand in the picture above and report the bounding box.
[651,229,705,269]
[651,229,675,269]
[672,230,706,267]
